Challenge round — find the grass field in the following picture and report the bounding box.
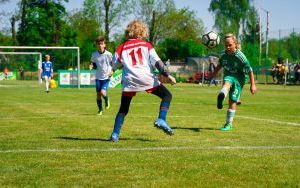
[0,80,299,187]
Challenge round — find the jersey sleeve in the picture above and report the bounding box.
[149,48,161,66]
[112,52,123,71]
[108,52,113,66]
[237,50,253,74]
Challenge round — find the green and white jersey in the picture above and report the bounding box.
[219,49,253,85]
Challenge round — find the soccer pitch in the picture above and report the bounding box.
[0,81,299,187]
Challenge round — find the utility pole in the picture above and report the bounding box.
[265,10,269,59]
[261,8,270,59]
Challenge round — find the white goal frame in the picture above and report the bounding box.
[0,46,81,88]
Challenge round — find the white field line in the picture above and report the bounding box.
[0,146,299,153]
[236,115,300,126]
[1,114,299,127]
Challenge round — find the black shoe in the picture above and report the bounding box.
[217,93,225,109]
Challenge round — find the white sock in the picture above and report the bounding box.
[45,77,49,91]
[226,109,236,124]
[220,87,228,97]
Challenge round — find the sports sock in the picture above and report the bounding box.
[97,99,103,111]
[220,87,228,97]
[226,109,236,124]
[45,77,49,91]
[112,113,125,136]
[103,95,108,105]
[158,101,170,121]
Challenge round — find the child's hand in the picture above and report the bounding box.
[167,75,176,85]
[108,71,114,77]
[250,84,257,94]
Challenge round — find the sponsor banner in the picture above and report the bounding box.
[109,69,122,88]
[80,72,91,85]
[0,72,17,81]
[58,70,122,88]
[59,72,70,85]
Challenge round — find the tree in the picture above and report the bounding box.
[131,0,176,43]
[79,0,132,43]
[16,0,74,46]
[241,6,260,66]
[67,10,101,66]
[132,0,204,44]
[209,0,254,36]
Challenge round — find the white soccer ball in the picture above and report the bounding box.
[202,31,220,49]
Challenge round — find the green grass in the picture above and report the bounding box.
[0,80,299,187]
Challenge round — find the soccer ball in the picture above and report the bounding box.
[202,31,220,49]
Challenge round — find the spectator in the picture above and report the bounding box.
[208,57,218,86]
[19,66,25,80]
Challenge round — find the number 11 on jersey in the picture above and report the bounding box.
[129,48,144,66]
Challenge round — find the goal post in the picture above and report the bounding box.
[0,46,81,88]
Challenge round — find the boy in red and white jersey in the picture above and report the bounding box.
[110,20,176,141]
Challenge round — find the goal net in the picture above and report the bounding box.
[0,46,80,87]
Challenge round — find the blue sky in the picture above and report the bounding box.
[1,0,299,35]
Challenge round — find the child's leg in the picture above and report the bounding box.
[96,92,103,113]
[111,95,133,140]
[45,76,49,91]
[101,79,110,109]
[217,81,231,109]
[221,82,241,131]
[151,85,172,121]
[150,85,174,135]
[95,80,103,113]
[226,101,237,124]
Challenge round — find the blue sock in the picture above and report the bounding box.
[158,101,170,121]
[112,113,125,136]
[97,99,102,111]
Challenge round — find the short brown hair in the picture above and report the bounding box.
[95,36,106,44]
[125,20,148,39]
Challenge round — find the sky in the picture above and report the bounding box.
[1,0,300,37]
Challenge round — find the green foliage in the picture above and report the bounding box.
[68,10,102,66]
[0,33,13,45]
[267,32,300,63]
[241,42,260,66]
[209,0,254,36]
[17,0,74,46]
[156,38,205,61]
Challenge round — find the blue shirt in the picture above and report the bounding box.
[42,61,53,76]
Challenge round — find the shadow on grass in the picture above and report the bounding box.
[54,136,158,142]
[172,127,219,132]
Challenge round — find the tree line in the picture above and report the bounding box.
[0,0,299,71]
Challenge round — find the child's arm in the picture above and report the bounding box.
[249,71,257,94]
[155,60,176,85]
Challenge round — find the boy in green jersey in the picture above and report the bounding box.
[210,33,257,131]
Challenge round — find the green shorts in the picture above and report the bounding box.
[224,76,244,102]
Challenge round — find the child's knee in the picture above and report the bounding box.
[101,90,107,96]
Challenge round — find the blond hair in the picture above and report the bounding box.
[125,20,148,39]
[224,33,241,49]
